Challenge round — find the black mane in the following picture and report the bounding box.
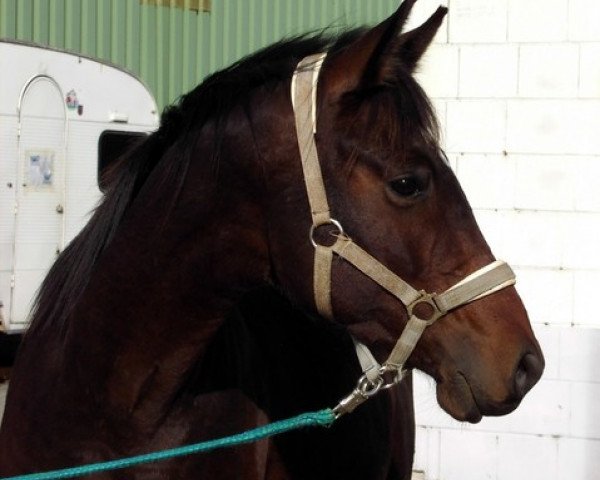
[27,25,439,334]
[27,29,365,333]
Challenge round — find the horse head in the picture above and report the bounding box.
[262,1,544,423]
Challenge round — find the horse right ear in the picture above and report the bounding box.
[323,0,446,97]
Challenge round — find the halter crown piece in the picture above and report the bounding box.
[291,54,516,417]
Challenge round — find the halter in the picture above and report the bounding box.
[291,53,516,417]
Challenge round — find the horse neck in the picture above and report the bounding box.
[60,108,273,428]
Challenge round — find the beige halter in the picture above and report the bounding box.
[291,53,516,417]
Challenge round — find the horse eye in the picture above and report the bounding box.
[389,176,424,198]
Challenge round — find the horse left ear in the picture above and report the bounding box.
[395,6,447,73]
[322,2,447,96]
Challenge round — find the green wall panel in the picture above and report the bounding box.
[0,0,399,111]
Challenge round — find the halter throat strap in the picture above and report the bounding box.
[291,54,516,401]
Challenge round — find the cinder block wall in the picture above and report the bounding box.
[410,1,600,479]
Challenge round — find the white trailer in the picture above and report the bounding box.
[0,40,159,332]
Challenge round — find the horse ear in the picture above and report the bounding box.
[396,6,447,72]
[323,1,447,95]
[323,0,417,95]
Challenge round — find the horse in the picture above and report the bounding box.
[0,1,544,478]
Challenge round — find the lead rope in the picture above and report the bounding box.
[0,410,335,480]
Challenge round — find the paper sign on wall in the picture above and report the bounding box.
[25,151,55,187]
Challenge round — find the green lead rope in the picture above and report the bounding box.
[0,409,336,480]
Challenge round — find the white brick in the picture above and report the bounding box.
[459,45,518,98]
[519,45,579,98]
[531,323,561,379]
[439,430,498,480]
[445,153,458,173]
[416,364,567,438]
[574,271,600,328]
[574,157,600,212]
[446,101,506,153]
[514,155,576,211]
[569,0,600,41]
[414,427,442,480]
[413,427,428,474]
[470,379,570,437]
[560,327,600,382]
[414,372,462,429]
[431,100,447,146]
[405,0,449,44]
[507,101,600,155]
[580,44,600,98]
[473,210,514,259]
[416,44,459,99]
[515,268,573,326]
[497,435,558,480]
[561,213,600,269]
[570,382,600,438]
[508,0,569,42]
[502,211,564,269]
[449,0,507,43]
[558,438,600,480]
[512,154,600,212]
[456,154,515,210]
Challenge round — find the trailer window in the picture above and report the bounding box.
[98,131,147,192]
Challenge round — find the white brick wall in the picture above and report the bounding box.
[518,45,579,98]
[507,101,600,155]
[416,45,459,98]
[508,0,569,42]
[569,0,600,41]
[448,0,508,43]
[580,45,600,98]
[459,45,518,98]
[446,101,506,152]
[413,1,600,478]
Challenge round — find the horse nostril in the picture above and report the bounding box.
[514,353,544,398]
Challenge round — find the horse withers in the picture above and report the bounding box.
[0,1,543,479]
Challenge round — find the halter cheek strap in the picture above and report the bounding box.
[291,54,516,416]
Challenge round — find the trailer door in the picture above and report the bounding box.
[11,75,66,327]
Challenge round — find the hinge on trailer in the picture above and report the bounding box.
[10,274,15,288]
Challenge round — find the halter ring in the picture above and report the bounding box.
[309,218,344,248]
[407,291,446,325]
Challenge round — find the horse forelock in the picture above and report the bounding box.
[335,68,440,176]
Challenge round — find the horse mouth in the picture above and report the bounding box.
[435,371,482,423]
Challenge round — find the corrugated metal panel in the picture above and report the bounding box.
[0,0,399,111]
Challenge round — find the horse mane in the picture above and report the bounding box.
[26,29,365,334]
[27,24,440,334]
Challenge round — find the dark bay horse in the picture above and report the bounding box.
[0,2,544,478]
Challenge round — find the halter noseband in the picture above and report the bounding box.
[291,54,516,417]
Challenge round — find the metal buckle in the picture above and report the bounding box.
[378,363,406,388]
[407,291,446,325]
[309,218,344,248]
[332,365,405,419]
